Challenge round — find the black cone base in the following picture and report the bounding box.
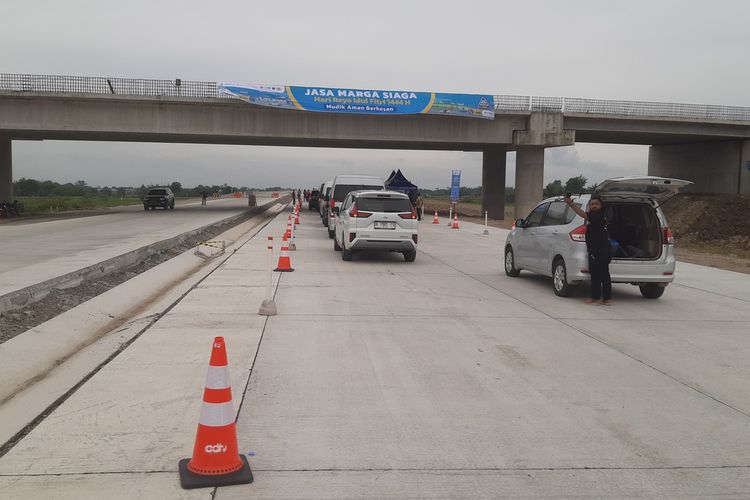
[179,455,253,489]
[274,267,294,272]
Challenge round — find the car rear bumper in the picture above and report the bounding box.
[350,238,416,252]
[567,253,676,284]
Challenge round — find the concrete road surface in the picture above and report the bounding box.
[1,209,750,499]
[0,197,259,298]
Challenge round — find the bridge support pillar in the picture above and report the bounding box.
[648,140,750,194]
[514,147,545,220]
[481,149,506,219]
[0,137,11,202]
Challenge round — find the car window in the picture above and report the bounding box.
[565,203,581,224]
[541,202,568,226]
[332,184,383,202]
[147,189,167,195]
[525,203,548,227]
[357,197,412,213]
[341,195,352,211]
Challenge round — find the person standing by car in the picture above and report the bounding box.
[564,194,612,305]
[415,192,424,221]
[201,188,208,206]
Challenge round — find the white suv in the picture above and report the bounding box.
[327,175,385,239]
[333,190,418,262]
[504,176,692,298]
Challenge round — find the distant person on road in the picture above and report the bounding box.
[201,189,208,206]
[297,189,302,203]
[292,190,297,204]
[565,193,612,305]
[415,192,424,221]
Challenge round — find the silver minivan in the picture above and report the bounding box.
[504,176,692,298]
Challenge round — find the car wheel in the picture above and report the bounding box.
[333,234,342,251]
[170,202,175,210]
[403,250,417,262]
[504,247,521,277]
[143,205,148,211]
[639,284,665,299]
[552,258,573,297]
[342,248,353,261]
[328,228,335,239]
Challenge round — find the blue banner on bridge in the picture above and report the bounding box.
[218,84,494,120]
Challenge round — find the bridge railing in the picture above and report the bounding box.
[0,73,224,99]
[2,73,749,122]
[494,95,750,122]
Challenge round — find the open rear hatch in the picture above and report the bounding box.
[595,176,692,206]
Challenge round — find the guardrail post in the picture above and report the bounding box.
[259,236,277,316]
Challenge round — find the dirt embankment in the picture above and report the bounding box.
[662,194,750,273]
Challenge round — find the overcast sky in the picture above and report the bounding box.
[2,0,748,189]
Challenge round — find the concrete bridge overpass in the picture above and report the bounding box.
[1,74,749,218]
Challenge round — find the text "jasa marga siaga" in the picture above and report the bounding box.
[303,88,420,99]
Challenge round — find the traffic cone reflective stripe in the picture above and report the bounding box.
[451,214,460,229]
[274,235,295,272]
[284,216,292,239]
[179,337,253,489]
[432,210,440,224]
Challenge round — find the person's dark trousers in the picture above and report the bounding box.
[588,252,612,300]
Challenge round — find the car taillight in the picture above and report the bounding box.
[350,202,371,218]
[569,224,587,242]
[663,227,674,245]
[330,198,335,209]
[398,208,416,220]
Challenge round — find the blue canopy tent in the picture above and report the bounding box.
[384,169,418,200]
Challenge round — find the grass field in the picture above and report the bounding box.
[16,196,143,215]
[423,196,515,227]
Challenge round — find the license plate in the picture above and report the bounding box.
[374,221,396,230]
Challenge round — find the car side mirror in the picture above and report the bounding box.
[332,207,340,215]
[515,218,526,228]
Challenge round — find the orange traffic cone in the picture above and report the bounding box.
[451,213,460,229]
[294,207,300,225]
[432,210,440,224]
[179,337,253,489]
[284,216,292,239]
[274,234,295,272]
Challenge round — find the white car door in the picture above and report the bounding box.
[515,203,548,271]
[336,195,352,246]
[534,201,569,275]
